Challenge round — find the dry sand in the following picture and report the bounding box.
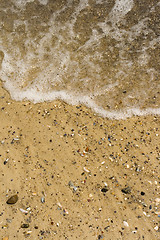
[0,82,160,240]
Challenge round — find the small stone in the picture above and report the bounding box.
[98,235,104,239]
[4,158,9,165]
[2,225,8,229]
[136,167,141,172]
[121,187,131,194]
[101,187,109,193]
[141,191,145,196]
[6,195,18,204]
[21,223,29,228]
[104,226,110,231]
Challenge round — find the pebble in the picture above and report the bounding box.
[4,158,9,165]
[121,187,131,194]
[6,194,18,204]
[2,224,8,229]
[2,237,9,240]
[97,235,104,239]
[101,187,109,193]
[141,191,145,196]
[21,223,29,228]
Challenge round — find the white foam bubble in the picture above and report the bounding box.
[128,18,151,41]
[109,0,134,24]
[96,0,104,4]
[137,52,150,66]
[38,0,48,5]
[12,0,34,8]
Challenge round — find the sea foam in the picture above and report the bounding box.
[0,0,160,119]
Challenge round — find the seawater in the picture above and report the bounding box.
[0,0,160,119]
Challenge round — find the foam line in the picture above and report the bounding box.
[3,80,160,119]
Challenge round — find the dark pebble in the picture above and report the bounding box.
[121,186,131,194]
[4,159,9,165]
[101,187,109,193]
[104,226,110,231]
[6,195,18,204]
[98,235,104,239]
[21,224,29,228]
[141,191,145,196]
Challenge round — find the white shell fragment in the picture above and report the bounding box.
[83,167,90,173]
[123,221,129,227]
[154,226,158,231]
[155,198,160,205]
[68,181,78,192]
[19,208,28,214]
[41,197,45,203]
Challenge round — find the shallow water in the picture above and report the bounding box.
[0,0,160,118]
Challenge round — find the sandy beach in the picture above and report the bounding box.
[0,82,159,240]
[0,1,159,239]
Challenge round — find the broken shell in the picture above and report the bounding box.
[121,186,131,194]
[4,158,9,165]
[19,208,28,214]
[6,195,18,204]
[123,221,129,227]
[83,167,90,173]
[68,181,77,192]
[41,197,45,203]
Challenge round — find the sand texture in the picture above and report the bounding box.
[0,83,160,240]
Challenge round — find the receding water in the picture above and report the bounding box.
[0,0,160,118]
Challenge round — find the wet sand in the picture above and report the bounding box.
[0,82,160,240]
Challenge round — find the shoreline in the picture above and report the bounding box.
[0,83,160,239]
[1,81,160,120]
